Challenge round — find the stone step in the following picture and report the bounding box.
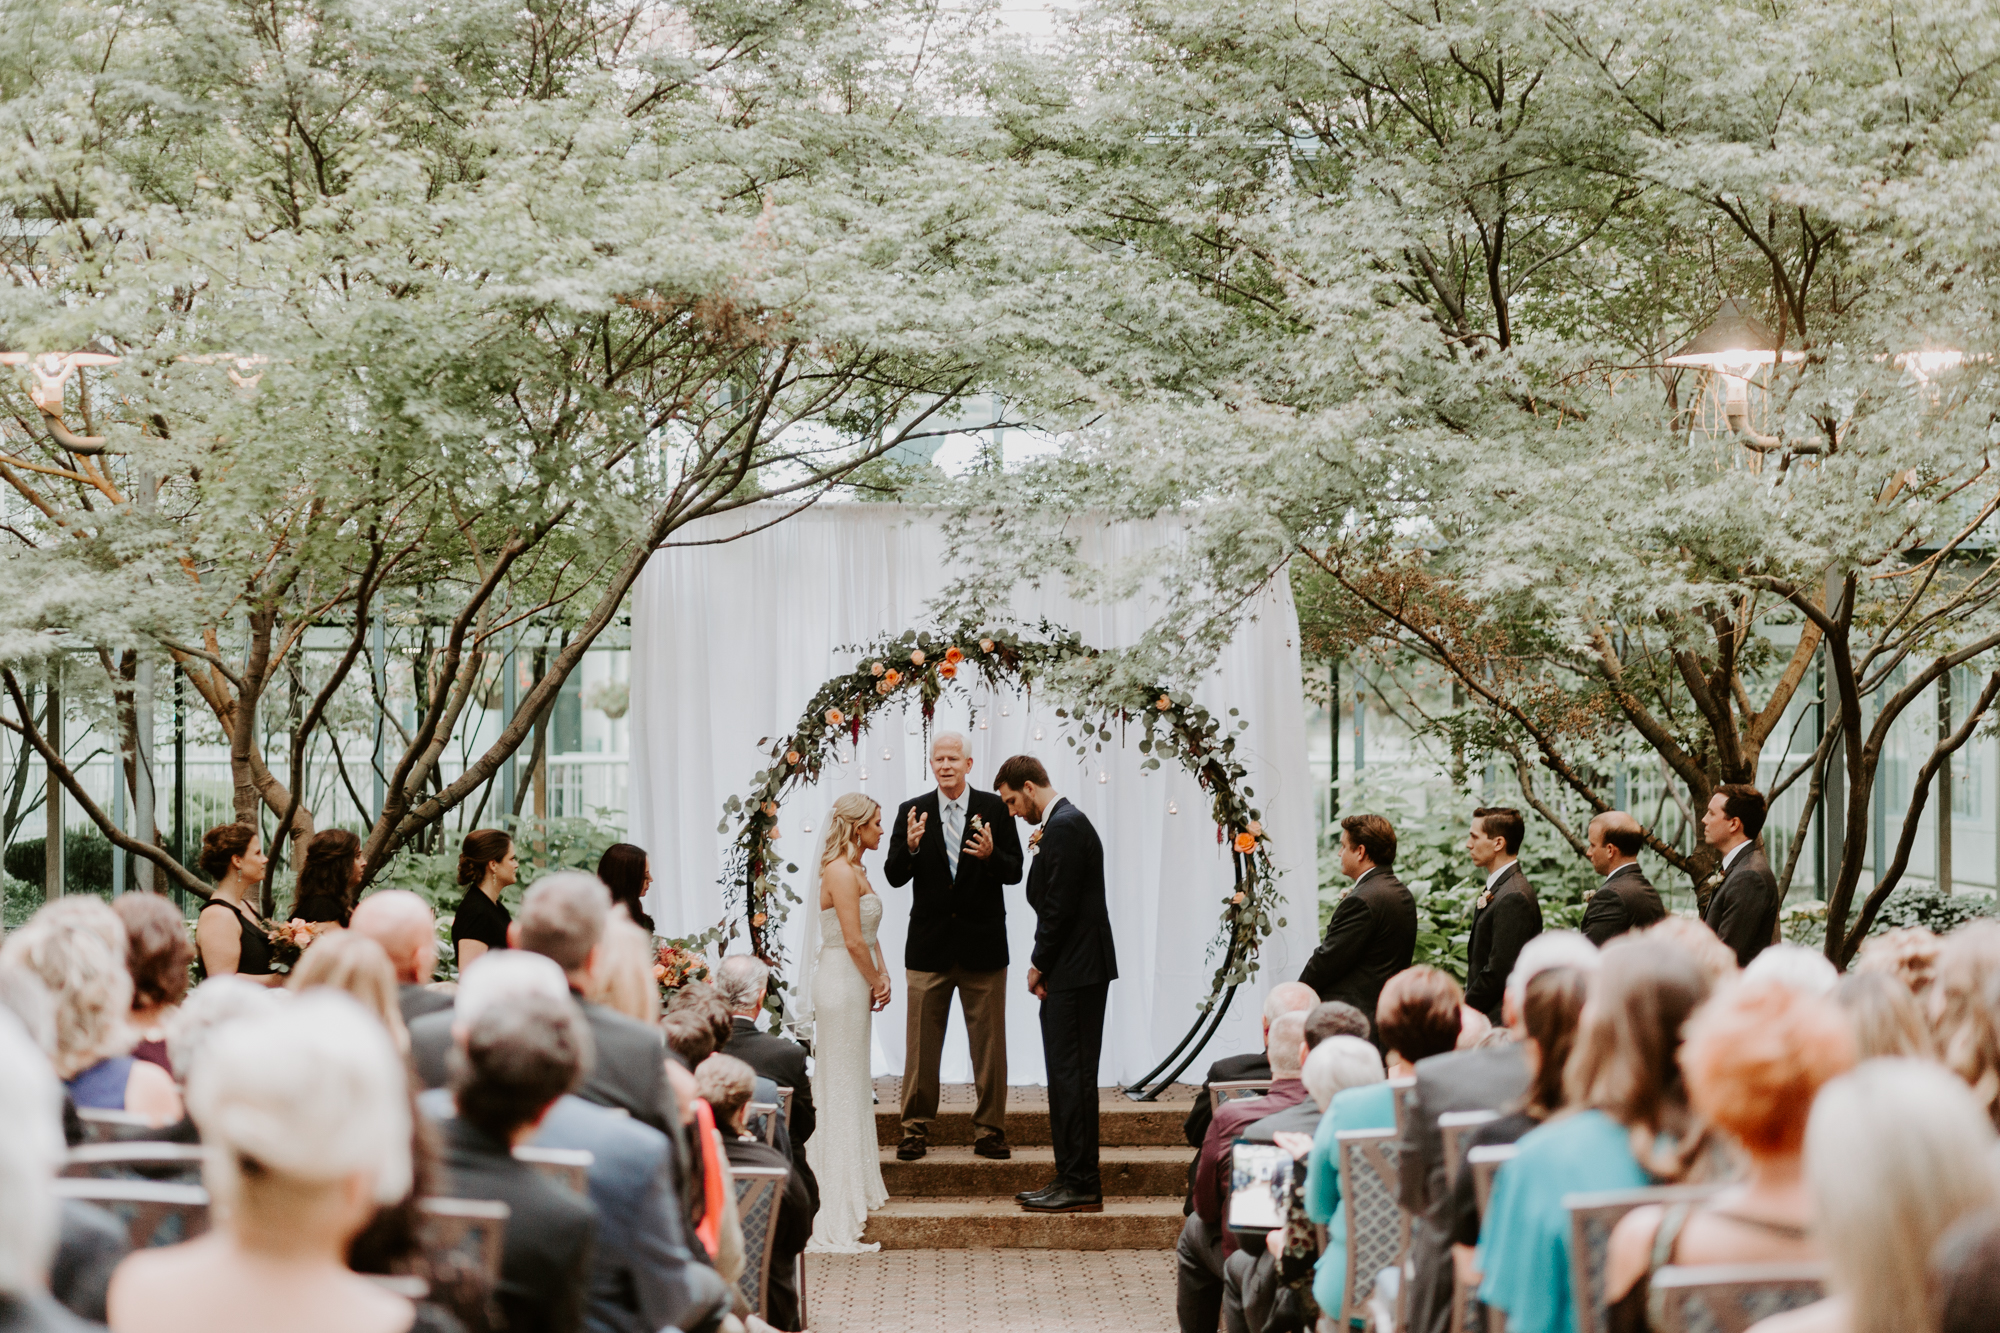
[873,1098,1191,1149]
[880,1144,1190,1197]
[860,1196,1187,1251]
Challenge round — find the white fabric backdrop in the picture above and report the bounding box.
[627,503,1316,1085]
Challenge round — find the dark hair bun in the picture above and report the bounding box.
[458,828,513,888]
[199,823,257,881]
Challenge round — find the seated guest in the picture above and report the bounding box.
[1606,979,1859,1329]
[1743,943,1838,995]
[1851,924,1941,1000]
[1303,968,1467,1325]
[288,931,410,1054]
[1931,1208,2000,1333]
[1746,1060,2000,1333]
[1931,921,2000,1129]
[1307,1000,1372,1046]
[112,893,192,1076]
[1830,971,1935,1059]
[595,843,657,936]
[107,992,420,1333]
[412,872,678,1136]
[0,1006,97,1333]
[1479,938,1714,1333]
[697,1054,812,1331]
[436,988,599,1333]
[1640,915,1738,986]
[671,984,793,1165]
[422,952,727,1333]
[449,829,516,972]
[192,823,278,984]
[290,828,364,928]
[1183,981,1321,1173]
[1,905,181,1126]
[1178,1011,1311,1331]
[1580,812,1666,946]
[718,954,819,1203]
[349,891,453,1026]
[588,917,660,1024]
[164,977,288,1094]
[1299,815,1417,1034]
[1444,967,1592,1304]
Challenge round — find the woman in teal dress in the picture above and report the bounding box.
[1479,938,1717,1333]
[1305,966,1472,1325]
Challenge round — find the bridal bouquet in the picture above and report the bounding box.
[653,942,710,999]
[265,918,337,971]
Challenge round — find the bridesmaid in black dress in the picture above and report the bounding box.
[596,842,657,936]
[195,823,279,985]
[450,829,517,971]
[291,828,364,927]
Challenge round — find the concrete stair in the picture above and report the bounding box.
[859,1082,1194,1251]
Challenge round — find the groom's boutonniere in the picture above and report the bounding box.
[1028,828,1043,850]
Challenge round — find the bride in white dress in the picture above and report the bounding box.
[800,792,892,1252]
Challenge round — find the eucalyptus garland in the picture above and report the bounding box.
[717,621,1284,1024]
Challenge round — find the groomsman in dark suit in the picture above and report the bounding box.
[1580,811,1667,945]
[1298,813,1417,1038]
[883,732,1025,1162]
[1701,784,1781,966]
[996,755,1117,1215]
[1462,807,1543,1023]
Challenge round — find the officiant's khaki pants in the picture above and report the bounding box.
[901,965,1008,1140]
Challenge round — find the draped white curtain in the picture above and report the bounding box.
[628,503,1315,1084]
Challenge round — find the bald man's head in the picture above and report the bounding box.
[1586,810,1646,875]
[1262,980,1320,1042]
[351,890,438,986]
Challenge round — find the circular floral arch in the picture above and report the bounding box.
[717,620,1287,1098]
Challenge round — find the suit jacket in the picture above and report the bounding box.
[725,1015,818,1208]
[399,982,454,1027]
[1025,798,1118,989]
[883,786,1025,973]
[1464,864,1543,1021]
[1194,1077,1310,1256]
[1298,867,1418,1031]
[721,1135,814,1331]
[1704,844,1782,967]
[1182,1051,1271,1150]
[439,1116,599,1333]
[411,993,679,1139]
[1397,1043,1531,1333]
[1580,863,1667,947]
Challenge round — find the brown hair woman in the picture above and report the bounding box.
[449,829,517,971]
[195,823,279,985]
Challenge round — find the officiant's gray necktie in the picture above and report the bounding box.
[944,799,962,877]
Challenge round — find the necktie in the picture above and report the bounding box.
[944,799,963,877]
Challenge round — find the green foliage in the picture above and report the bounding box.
[3,830,114,898]
[1867,886,1997,938]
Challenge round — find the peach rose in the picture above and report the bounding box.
[939,663,958,680]
[1232,891,1247,905]
[825,708,844,727]
[752,912,768,927]
[653,962,669,980]
[1246,820,1263,837]
[786,750,801,765]
[979,638,995,653]
[910,649,926,666]
[1157,695,1173,710]
[870,662,885,677]
[1233,832,1257,854]
[761,801,778,816]
[876,680,892,695]
[944,646,964,664]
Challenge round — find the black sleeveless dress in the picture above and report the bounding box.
[198,898,274,978]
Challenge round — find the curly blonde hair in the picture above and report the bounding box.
[0,908,135,1079]
[1933,921,2000,1129]
[1854,925,1943,999]
[820,792,881,869]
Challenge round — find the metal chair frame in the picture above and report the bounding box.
[1209,1079,1273,1113]
[1649,1261,1826,1333]
[1439,1111,1503,1189]
[1467,1144,1518,1221]
[61,1143,207,1178]
[745,1101,782,1146]
[52,1177,210,1249]
[513,1145,593,1195]
[1565,1185,1724,1333]
[1336,1128,1410,1331]
[731,1165,789,1318]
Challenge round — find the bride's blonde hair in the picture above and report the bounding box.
[820,793,881,868]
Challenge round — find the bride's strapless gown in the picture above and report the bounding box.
[805,892,890,1252]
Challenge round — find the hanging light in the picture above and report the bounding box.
[1033,725,1044,740]
[1097,771,1108,784]
[1168,800,1179,815]
[1001,704,1012,717]
[1663,297,1802,436]
[882,746,893,761]
[977,719,989,730]
[802,821,814,834]
[859,767,869,781]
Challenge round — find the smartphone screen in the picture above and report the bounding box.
[1227,1139,1293,1233]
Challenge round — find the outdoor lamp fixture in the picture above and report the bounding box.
[1663,297,1803,447]
[0,348,122,452]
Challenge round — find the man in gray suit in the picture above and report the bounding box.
[1701,784,1782,967]
[1398,932,1602,1333]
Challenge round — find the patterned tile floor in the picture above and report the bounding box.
[802,1249,1176,1332]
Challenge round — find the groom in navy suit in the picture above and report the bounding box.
[996,754,1118,1214]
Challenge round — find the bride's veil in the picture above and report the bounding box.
[788,818,835,1033]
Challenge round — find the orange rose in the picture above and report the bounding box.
[825,708,844,727]
[945,646,964,664]
[939,662,958,679]
[786,750,801,765]
[753,912,768,926]
[653,962,669,980]
[1233,832,1257,854]
[1232,891,1247,905]
[910,649,926,666]
[979,638,995,652]
[761,801,778,816]
[884,669,902,686]
[1157,695,1173,710]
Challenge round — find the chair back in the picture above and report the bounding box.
[418,1197,510,1287]
[1439,1111,1502,1188]
[513,1146,592,1195]
[1467,1144,1518,1221]
[1390,1077,1418,1143]
[1210,1079,1272,1113]
[52,1178,209,1248]
[74,1108,158,1143]
[745,1101,782,1146]
[62,1143,207,1181]
[1649,1262,1826,1333]
[776,1086,794,1126]
[732,1165,789,1317]
[1565,1186,1724,1333]
[1336,1128,1410,1330]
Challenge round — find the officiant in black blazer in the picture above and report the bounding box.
[997,754,1117,1215]
[883,732,1024,1163]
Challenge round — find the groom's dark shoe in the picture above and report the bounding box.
[1014,1181,1059,1203]
[1020,1184,1103,1214]
[973,1133,1011,1161]
[896,1134,927,1161]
